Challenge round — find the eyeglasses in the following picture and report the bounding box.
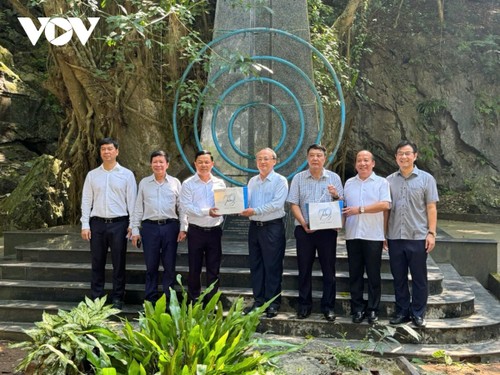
[256,157,275,162]
[396,151,415,157]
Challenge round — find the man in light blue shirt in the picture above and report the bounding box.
[240,148,288,318]
[343,150,391,324]
[131,150,187,305]
[81,137,137,309]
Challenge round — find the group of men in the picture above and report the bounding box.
[81,138,438,328]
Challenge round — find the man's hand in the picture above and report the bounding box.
[240,208,255,217]
[208,207,222,217]
[177,231,187,242]
[81,229,91,241]
[132,235,141,248]
[425,234,436,253]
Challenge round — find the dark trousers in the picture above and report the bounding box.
[141,220,180,303]
[89,219,128,301]
[294,226,337,313]
[388,239,428,318]
[346,239,383,314]
[248,220,286,308]
[187,225,223,302]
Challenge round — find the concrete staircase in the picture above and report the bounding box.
[0,229,499,361]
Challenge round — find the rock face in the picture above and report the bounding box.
[0,155,71,230]
[344,0,499,217]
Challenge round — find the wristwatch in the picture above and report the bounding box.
[359,206,365,214]
[427,230,436,237]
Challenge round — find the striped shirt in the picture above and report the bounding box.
[247,170,288,222]
[286,169,344,226]
[131,174,187,236]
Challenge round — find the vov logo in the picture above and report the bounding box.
[18,17,100,46]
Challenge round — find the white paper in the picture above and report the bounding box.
[308,201,343,230]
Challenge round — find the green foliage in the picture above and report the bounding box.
[432,349,454,366]
[96,277,299,374]
[330,344,366,370]
[417,99,447,120]
[13,278,298,374]
[12,297,121,375]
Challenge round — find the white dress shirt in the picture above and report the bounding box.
[131,174,188,236]
[180,173,226,228]
[247,170,288,222]
[80,163,137,229]
[343,172,391,241]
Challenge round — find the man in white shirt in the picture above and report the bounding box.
[180,150,226,304]
[131,150,187,305]
[343,150,391,324]
[81,138,137,309]
[240,148,288,318]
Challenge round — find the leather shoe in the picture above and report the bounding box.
[412,316,426,327]
[352,311,365,323]
[111,299,123,310]
[367,311,378,324]
[297,307,311,319]
[323,310,336,322]
[389,314,410,325]
[243,303,261,315]
[266,306,278,318]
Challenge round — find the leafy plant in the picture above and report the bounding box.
[14,277,298,374]
[417,99,447,120]
[432,349,454,365]
[90,277,299,374]
[12,297,120,374]
[330,344,366,370]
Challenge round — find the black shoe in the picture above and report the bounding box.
[352,311,365,323]
[323,310,336,322]
[111,299,123,310]
[243,303,261,315]
[389,314,410,325]
[266,306,278,318]
[367,311,379,324]
[297,307,311,319]
[412,316,426,327]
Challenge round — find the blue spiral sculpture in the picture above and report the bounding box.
[173,27,345,186]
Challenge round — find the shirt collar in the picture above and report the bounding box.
[355,171,377,181]
[305,168,327,179]
[397,165,420,178]
[99,162,121,172]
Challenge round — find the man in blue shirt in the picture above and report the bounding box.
[241,148,288,318]
[386,140,439,328]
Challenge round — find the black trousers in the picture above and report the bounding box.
[141,220,180,303]
[248,220,286,308]
[294,226,337,313]
[388,239,428,318]
[346,239,383,314]
[187,225,223,302]
[89,218,128,301]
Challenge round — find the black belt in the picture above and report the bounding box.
[143,218,179,225]
[189,223,222,232]
[251,218,284,227]
[91,216,129,223]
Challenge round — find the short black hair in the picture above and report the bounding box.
[395,140,418,154]
[99,137,119,149]
[195,150,213,161]
[150,150,170,163]
[307,143,327,155]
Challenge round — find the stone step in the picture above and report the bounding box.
[0,262,474,324]
[0,261,444,296]
[15,235,396,272]
[0,274,491,346]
